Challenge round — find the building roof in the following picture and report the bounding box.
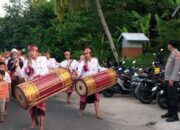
[118,33,149,41]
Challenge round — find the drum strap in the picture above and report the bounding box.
[66,60,73,71]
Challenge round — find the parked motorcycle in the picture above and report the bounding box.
[102,61,135,97]
[131,73,147,99]
[134,48,165,100]
[102,61,127,97]
[137,72,164,104]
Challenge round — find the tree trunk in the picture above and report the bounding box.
[96,0,120,63]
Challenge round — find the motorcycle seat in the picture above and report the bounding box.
[143,79,155,84]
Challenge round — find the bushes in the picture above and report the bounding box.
[0,0,179,63]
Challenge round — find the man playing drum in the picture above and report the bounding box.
[59,51,78,104]
[16,45,49,130]
[77,48,106,119]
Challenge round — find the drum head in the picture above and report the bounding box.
[75,80,88,96]
[15,87,28,109]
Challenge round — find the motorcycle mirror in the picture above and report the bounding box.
[124,69,129,73]
[132,60,136,64]
[134,73,138,77]
[119,68,123,71]
[139,68,143,71]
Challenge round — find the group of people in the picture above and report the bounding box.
[0,45,105,130]
[0,40,179,130]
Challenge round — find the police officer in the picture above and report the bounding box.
[161,40,180,122]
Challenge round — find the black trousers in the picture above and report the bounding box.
[80,94,98,111]
[32,107,45,125]
[166,81,179,117]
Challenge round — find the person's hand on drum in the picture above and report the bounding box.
[71,69,77,79]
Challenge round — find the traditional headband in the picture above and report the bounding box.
[28,45,38,51]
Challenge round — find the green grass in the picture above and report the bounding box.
[124,53,156,68]
[124,52,169,68]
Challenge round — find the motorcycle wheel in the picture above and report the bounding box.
[157,94,168,109]
[102,90,114,98]
[133,85,140,99]
[138,85,153,104]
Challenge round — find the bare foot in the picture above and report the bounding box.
[39,127,44,130]
[0,116,5,122]
[79,111,83,116]
[96,115,103,120]
[29,123,36,129]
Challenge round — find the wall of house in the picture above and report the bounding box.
[122,47,142,58]
[122,41,143,48]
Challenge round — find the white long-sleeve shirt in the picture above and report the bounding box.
[59,59,78,72]
[77,58,106,77]
[47,58,59,70]
[18,56,49,80]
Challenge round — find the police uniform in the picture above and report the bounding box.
[165,49,180,118]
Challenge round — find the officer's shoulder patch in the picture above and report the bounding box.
[176,53,180,60]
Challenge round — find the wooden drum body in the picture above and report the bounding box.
[75,69,117,96]
[15,68,72,109]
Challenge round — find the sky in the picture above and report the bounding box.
[0,0,9,17]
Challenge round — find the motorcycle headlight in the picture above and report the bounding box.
[160,90,164,95]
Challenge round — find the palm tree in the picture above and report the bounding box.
[47,0,120,63]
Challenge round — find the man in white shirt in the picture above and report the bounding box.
[16,45,48,130]
[44,51,59,71]
[59,51,78,104]
[78,48,105,119]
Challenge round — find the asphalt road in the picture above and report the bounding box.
[1,93,180,130]
[0,98,120,130]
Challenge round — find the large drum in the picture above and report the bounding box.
[15,68,72,109]
[75,69,117,96]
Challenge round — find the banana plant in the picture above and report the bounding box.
[49,0,120,63]
[155,14,162,40]
[132,11,151,42]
